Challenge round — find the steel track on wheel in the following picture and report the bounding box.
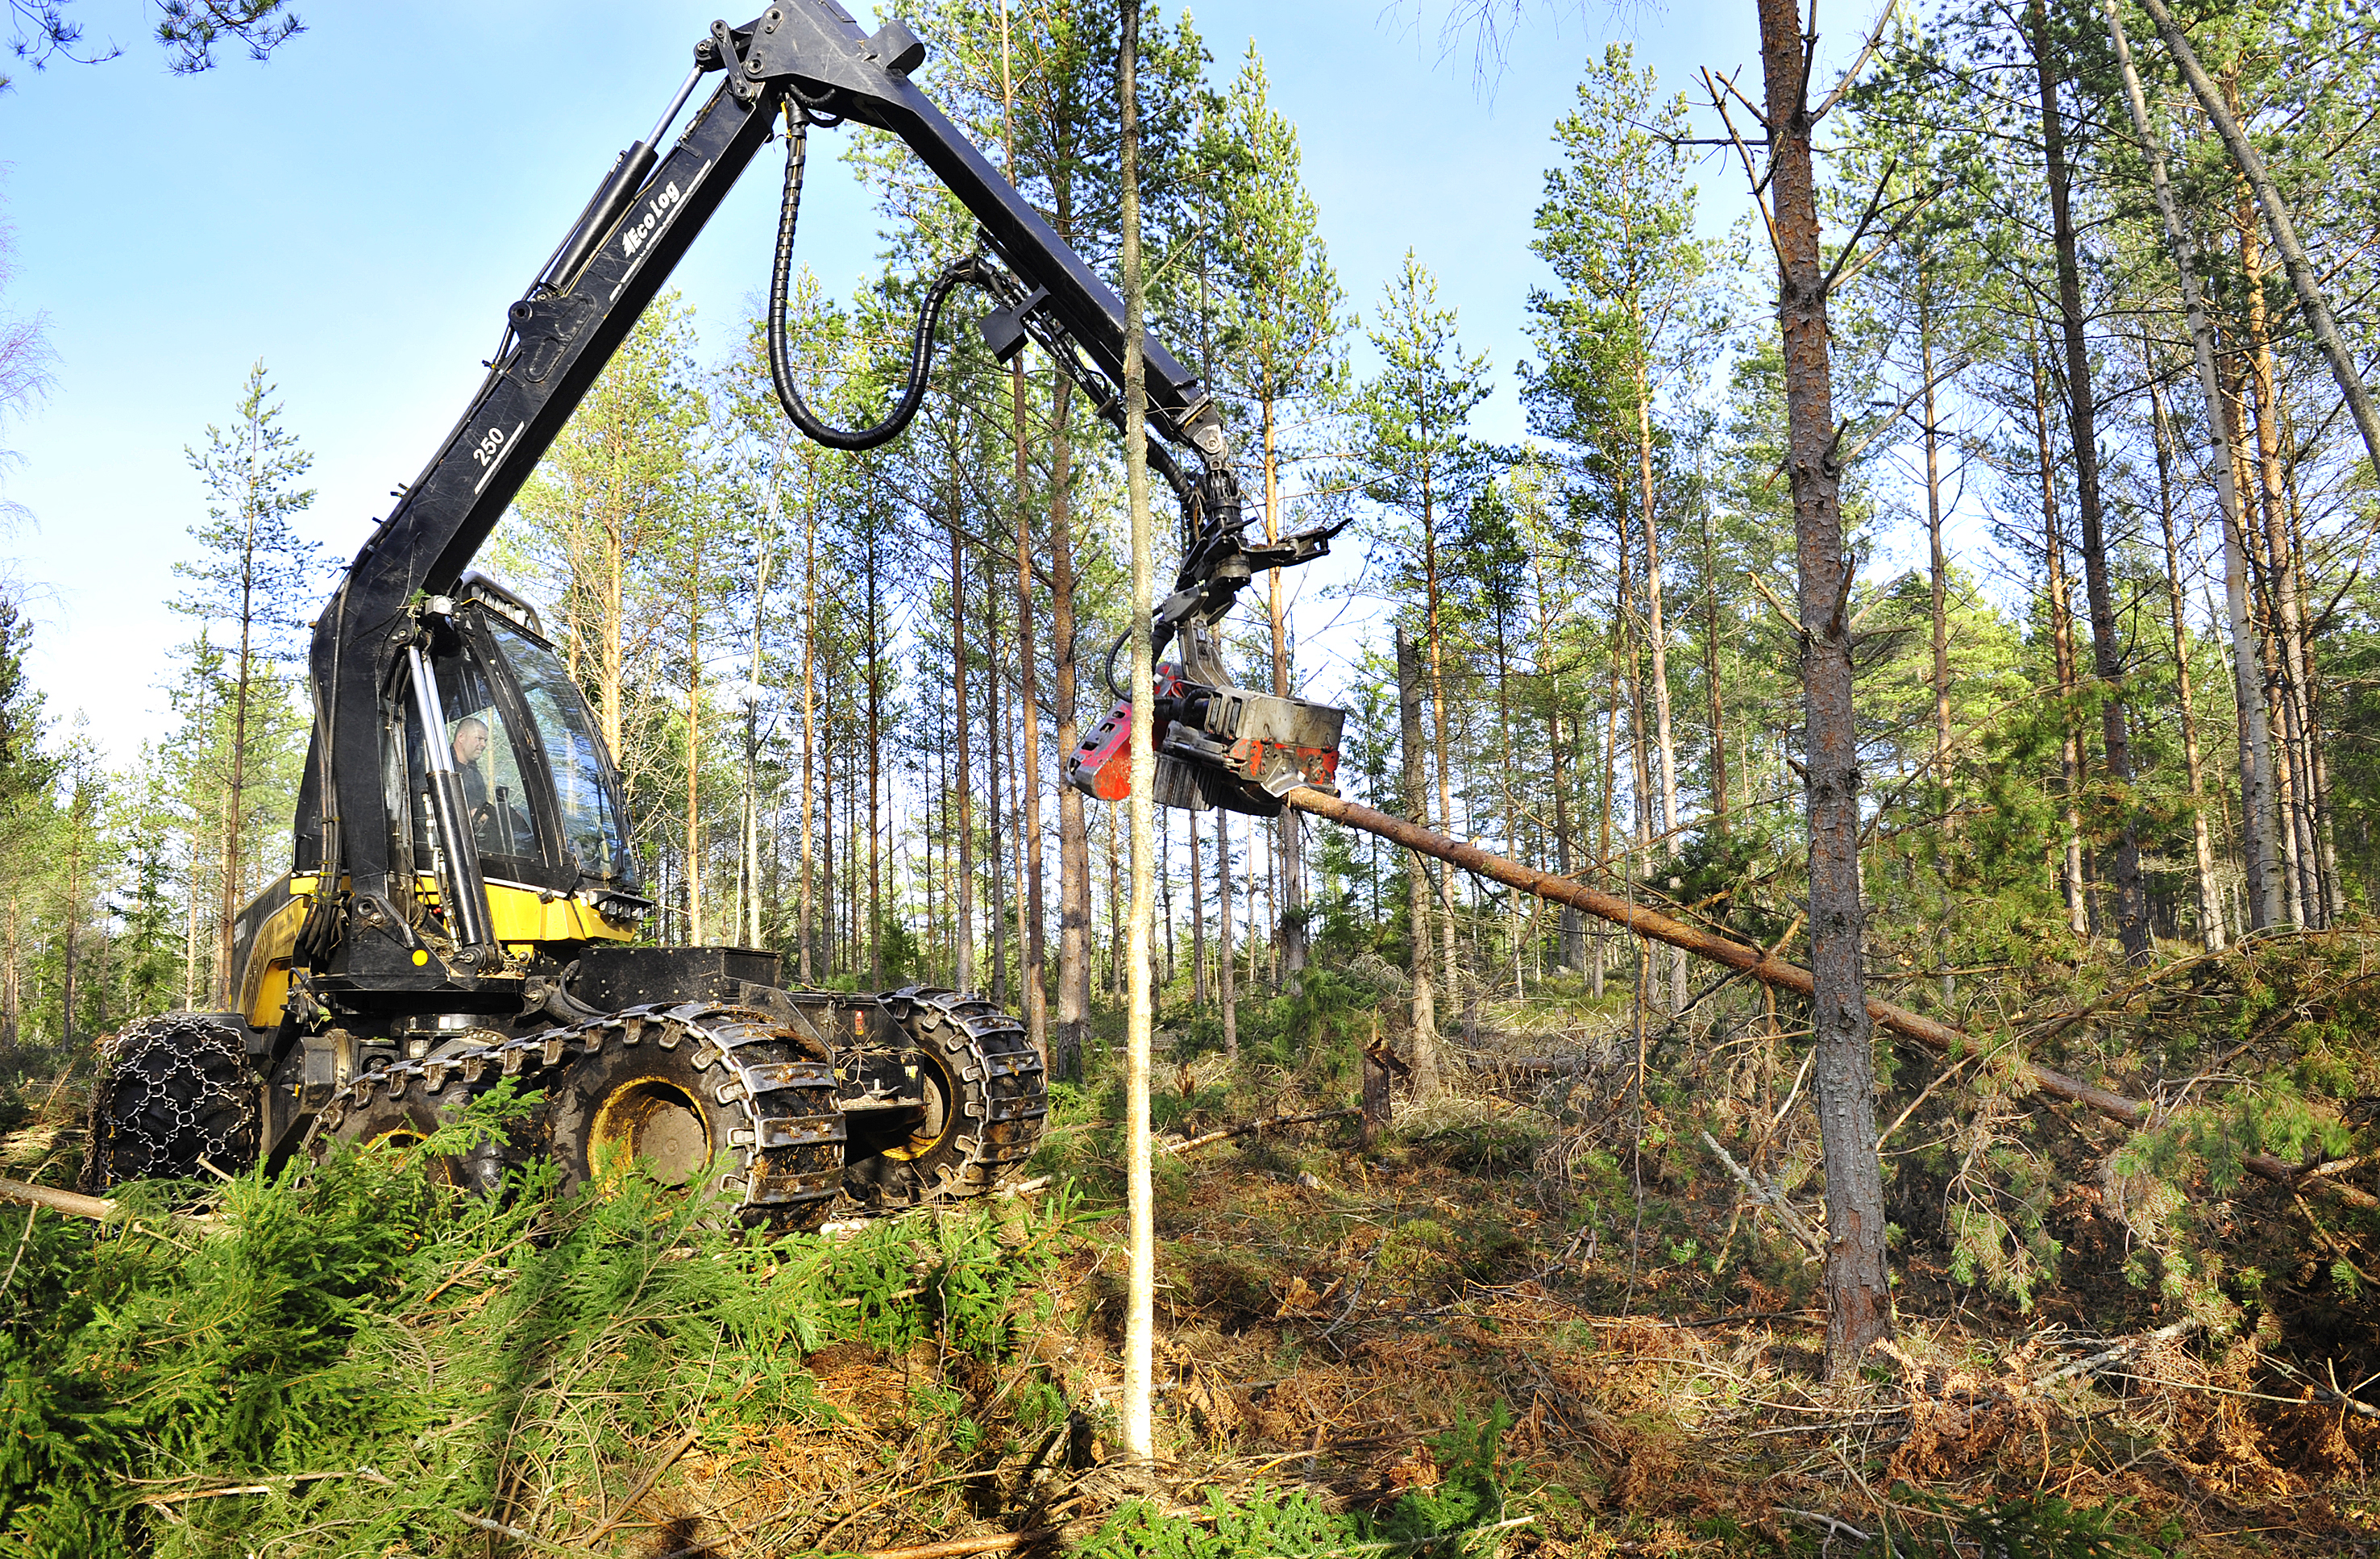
[311,1003,845,1226]
[880,985,1049,1195]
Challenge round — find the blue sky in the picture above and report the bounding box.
[0,0,1782,763]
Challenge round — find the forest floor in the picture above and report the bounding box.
[6,933,2379,1556]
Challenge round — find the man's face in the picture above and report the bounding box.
[454,721,487,766]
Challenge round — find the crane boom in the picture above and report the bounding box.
[297,3,1342,994]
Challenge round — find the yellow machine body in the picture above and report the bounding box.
[234,872,637,1034]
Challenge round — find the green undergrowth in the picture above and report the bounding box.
[1065,1407,1513,1559]
[0,1088,1082,1558]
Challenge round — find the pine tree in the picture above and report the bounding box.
[1207,40,1348,985]
[1352,253,1496,1034]
[172,360,321,1005]
[1529,43,1724,1011]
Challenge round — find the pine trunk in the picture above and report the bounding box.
[953,516,975,991]
[1396,624,1442,1102]
[1050,371,1091,1079]
[2032,335,2090,938]
[1216,809,1236,1058]
[2145,361,2227,950]
[2033,0,2149,962]
[1759,0,1892,1374]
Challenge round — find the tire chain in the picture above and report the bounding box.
[311,1003,846,1226]
[880,985,1049,1195]
[81,1014,260,1191]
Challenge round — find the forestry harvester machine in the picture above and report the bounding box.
[81,4,1346,1230]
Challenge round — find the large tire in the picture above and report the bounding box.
[543,1004,846,1234]
[81,1014,258,1191]
[842,987,1047,1211]
[316,1060,509,1197]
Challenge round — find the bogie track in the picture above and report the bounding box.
[842,987,1049,1211]
[314,1003,847,1233]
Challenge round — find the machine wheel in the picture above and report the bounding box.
[842,987,1047,1211]
[315,1062,508,1197]
[81,1014,258,1192]
[544,1005,846,1234]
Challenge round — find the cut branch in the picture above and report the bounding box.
[1160,1108,1359,1157]
[1,1176,118,1222]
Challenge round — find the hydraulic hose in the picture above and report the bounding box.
[768,114,978,450]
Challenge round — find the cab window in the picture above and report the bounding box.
[487,621,639,887]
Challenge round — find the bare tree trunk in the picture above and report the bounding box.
[1246,833,1262,994]
[2102,0,2282,929]
[1698,476,1730,837]
[1921,303,1954,794]
[1633,348,1684,1013]
[1215,808,1236,1059]
[1262,389,1310,984]
[1596,662,1619,1000]
[2031,333,2091,938]
[1161,807,1175,989]
[992,0,1040,1039]
[1758,0,1892,1373]
[214,460,272,1007]
[1050,370,1091,1079]
[1921,300,1957,1006]
[1420,489,1462,1035]
[1548,709,1581,971]
[1011,384,1047,1055]
[2144,355,2226,950]
[61,784,81,1042]
[1107,803,1123,997]
[2235,192,2322,926]
[822,664,838,976]
[1396,624,1442,1102]
[1190,805,1207,1008]
[740,469,778,947]
[952,514,975,991]
[684,555,704,946]
[986,544,1008,1009]
[797,480,820,981]
[599,507,626,760]
[2280,424,2345,921]
[1118,0,1156,1457]
[865,532,883,983]
[2033,0,2149,962]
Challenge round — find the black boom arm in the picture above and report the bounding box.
[299,2,1337,986]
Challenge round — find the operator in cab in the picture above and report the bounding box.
[450,714,529,855]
